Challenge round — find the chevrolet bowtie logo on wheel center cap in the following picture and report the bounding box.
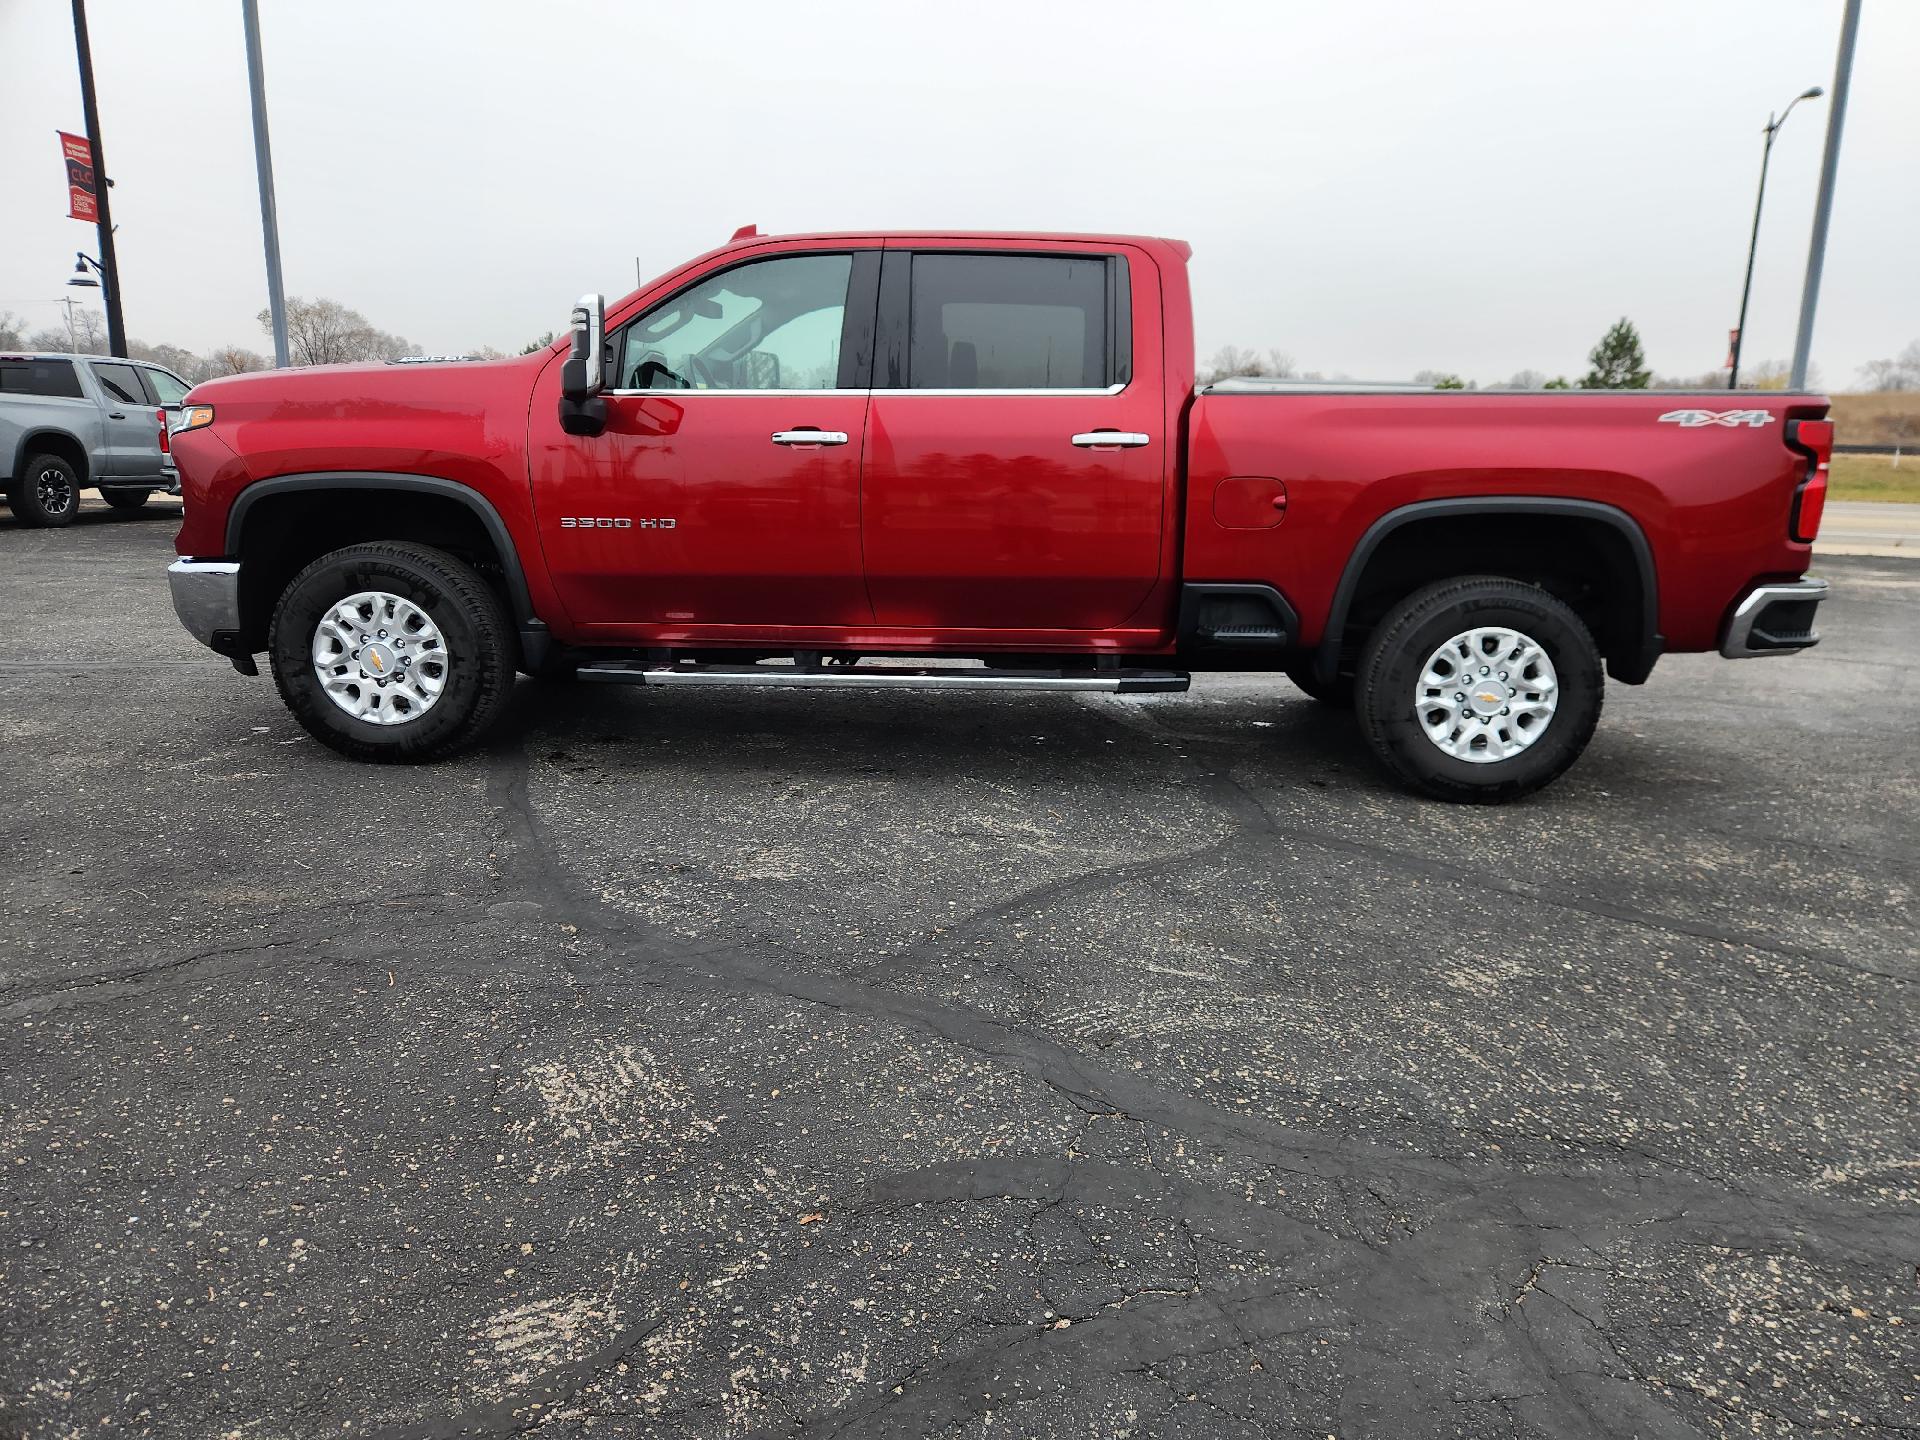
[1467,682,1511,715]
[359,641,398,678]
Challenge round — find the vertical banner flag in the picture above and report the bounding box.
[1725,329,1741,372]
[59,131,97,222]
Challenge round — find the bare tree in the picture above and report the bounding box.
[1856,340,1920,391]
[0,311,28,349]
[1743,358,1823,391]
[209,346,269,376]
[1499,369,1548,390]
[1198,345,1297,384]
[262,297,413,367]
[28,308,108,354]
[131,340,213,383]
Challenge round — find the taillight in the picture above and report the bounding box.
[1786,418,1832,544]
[156,408,170,454]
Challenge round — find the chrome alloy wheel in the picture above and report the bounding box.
[37,465,75,516]
[311,590,449,726]
[1414,626,1558,764]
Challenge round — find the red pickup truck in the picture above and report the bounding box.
[167,229,1831,801]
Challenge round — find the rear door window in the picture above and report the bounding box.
[0,359,84,398]
[906,254,1118,389]
[90,362,147,406]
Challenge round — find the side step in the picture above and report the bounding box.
[577,663,1190,694]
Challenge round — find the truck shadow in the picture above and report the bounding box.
[0,499,181,532]
[500,677,1376,794]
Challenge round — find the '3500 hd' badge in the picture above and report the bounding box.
[559,517,677,529]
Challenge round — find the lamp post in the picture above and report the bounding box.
[65,252,107,351]
[1728,86,1822,390]
[70,0,127,358]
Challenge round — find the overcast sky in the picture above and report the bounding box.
[2,1,1914,386]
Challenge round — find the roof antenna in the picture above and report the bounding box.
[730,224,759,242]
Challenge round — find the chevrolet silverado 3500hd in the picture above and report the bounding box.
[166,230,1830,801]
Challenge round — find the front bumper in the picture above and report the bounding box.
[1720,577,1828,658]
[167,559,241,649]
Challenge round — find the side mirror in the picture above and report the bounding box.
[558,293,607,436]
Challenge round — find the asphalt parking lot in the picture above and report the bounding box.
[2,502,1916,1439]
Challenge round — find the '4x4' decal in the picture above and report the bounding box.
[1657,409,1776,428]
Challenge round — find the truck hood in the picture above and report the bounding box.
[186,354,539,407]
[183,352,548,493]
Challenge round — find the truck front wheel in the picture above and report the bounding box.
[1355,576,1602,803]
[268,542,518,763]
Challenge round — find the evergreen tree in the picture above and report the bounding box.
[1579,318,1652,389]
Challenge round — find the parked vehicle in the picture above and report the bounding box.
[166,229,1831,801]
[1,353,188,526]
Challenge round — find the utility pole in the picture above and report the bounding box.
[1791,0,1862,390]
[69,0,127,358]
[242,0,290,368]
[1728,87,1822,390]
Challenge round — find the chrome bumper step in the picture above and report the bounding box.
[577,663,1190,694]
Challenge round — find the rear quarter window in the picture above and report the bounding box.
[0,359,85,399]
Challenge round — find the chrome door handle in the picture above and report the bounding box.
[108,411,127,419]
[771,429,849,446]
[1071,430,1150,448]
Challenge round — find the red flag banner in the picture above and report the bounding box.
[1725,328,1740,372]
[59,131,97,222]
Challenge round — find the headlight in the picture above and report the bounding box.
[172,405,215,435]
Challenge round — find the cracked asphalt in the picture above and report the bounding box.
[2,502,1916,1438]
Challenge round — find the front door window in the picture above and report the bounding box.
[614,254,853,392]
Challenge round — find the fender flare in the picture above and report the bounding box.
[1313,496,1662,685]
[10,427,92,485]
[225,471,538,626]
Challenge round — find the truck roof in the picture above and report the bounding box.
[717,228,1193,258]
[0,352,171,366]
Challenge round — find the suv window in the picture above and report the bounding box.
[907,254,1114,389]
[614,253,853,391]
[144,368,191,406]
[91,362,147,406]
[0,359,84,399]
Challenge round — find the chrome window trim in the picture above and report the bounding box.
[602,383,1129,399]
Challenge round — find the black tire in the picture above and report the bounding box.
[1284,663,1354,708]
[268,542,518,763]
[101,488,152,511]
[1355,576,1602,804]
[6,454,83,527]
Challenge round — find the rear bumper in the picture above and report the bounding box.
[167,559,240,649]
[1720,577,1828,658]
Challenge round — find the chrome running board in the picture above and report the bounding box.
[577,663,1189,694]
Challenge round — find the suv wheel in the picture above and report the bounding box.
[269,542,518,762]
[1355,576,1602,803]
[102,488,152,511]
[6,454,82,527]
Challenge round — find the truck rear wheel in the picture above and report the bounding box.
[6,454,82,528]
[268,542,518,763]
[1355,576,1601,803]
[102,488,152,511]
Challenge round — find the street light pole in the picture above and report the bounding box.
[69,0,127,358]
[242,0,290,368]
[1791,0,1863,392]
[1728,86,1821,390]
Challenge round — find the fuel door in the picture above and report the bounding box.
[1212,475,1288,530]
